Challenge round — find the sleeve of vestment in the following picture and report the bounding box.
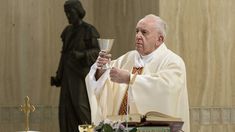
[85,63,110,124]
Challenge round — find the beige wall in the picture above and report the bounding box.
[160,0,235,132]
[0,0,235,131]
[0,0,66,131]
[92,0,159,59]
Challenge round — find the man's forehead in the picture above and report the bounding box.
[136,18,155,29]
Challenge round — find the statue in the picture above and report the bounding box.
[50,0,100,131]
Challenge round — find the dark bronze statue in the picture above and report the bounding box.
[51,0,100,131]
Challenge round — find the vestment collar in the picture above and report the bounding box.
[134,43,167,67]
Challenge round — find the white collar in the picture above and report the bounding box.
[134,43,167,67]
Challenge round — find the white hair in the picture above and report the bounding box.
[143,14,167,38]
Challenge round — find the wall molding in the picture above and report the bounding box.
[0,106,58,124]
[1,106,235,125]
[190,107,235,125]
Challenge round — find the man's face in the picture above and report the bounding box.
[135,18,163,56]
[64,7,80,25]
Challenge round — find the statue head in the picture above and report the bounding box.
[64,0,86,25]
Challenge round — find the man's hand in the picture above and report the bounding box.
[95,51,112,80]
[96,51,112,69]
[110,67,130,84]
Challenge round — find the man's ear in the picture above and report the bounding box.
[158,35,164,42]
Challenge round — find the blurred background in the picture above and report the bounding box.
[0,0,234,131]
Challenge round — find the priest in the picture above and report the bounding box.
[85,14,190,132]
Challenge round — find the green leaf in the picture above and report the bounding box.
[102,124,113,132]
[129,127,137,132]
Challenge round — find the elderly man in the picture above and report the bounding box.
[86,14,190,132]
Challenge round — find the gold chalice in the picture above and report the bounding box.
[78,124,95,132]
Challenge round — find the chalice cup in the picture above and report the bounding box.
[98,38,114,69]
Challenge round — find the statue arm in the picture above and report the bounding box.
[82,26,100,66]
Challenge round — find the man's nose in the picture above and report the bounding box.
[136,32,142,39]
